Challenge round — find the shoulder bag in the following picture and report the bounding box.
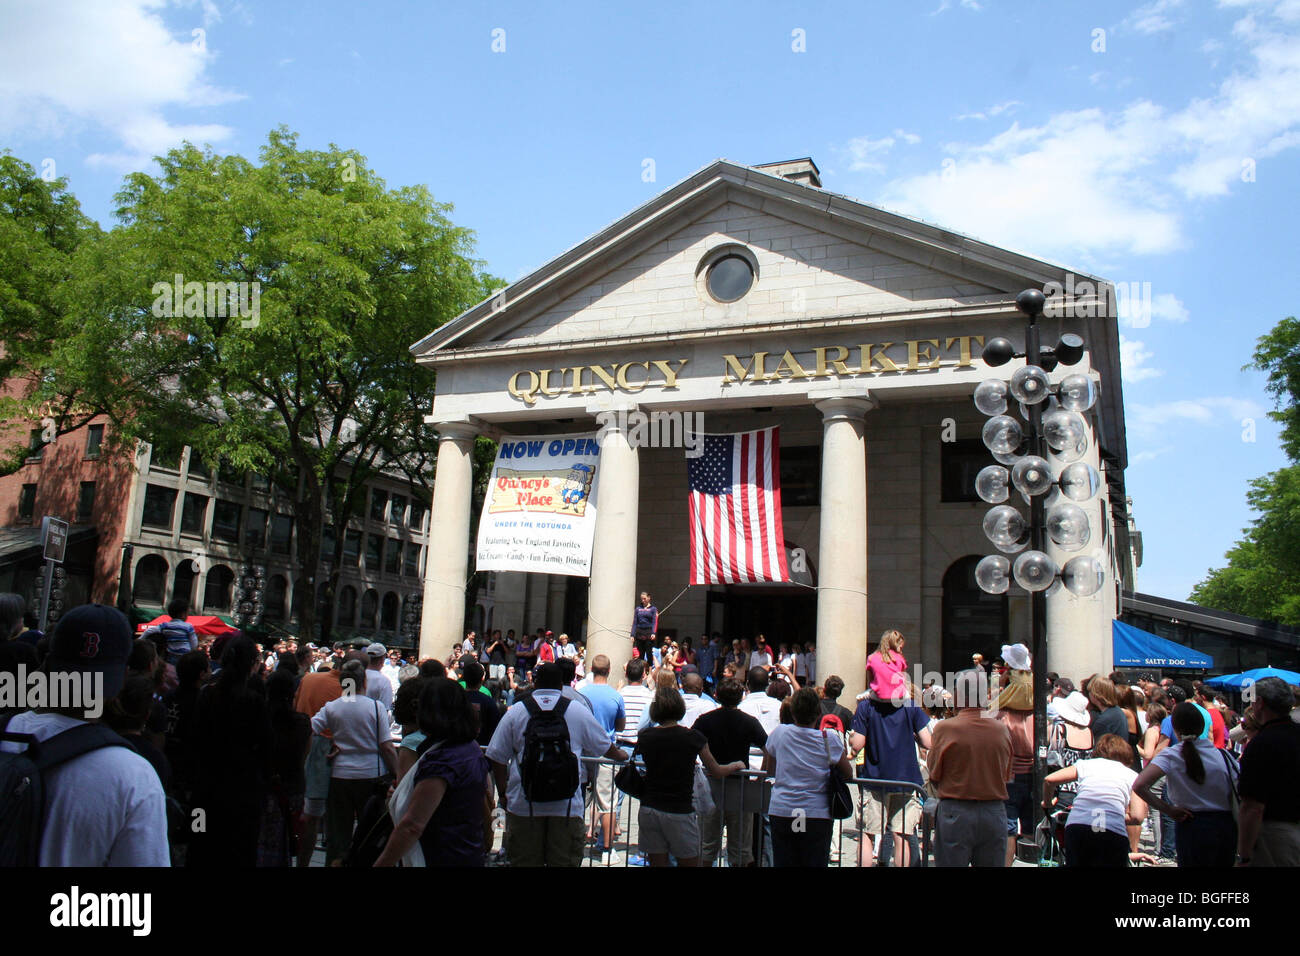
[824,729,853,820]
[614,745,645,799]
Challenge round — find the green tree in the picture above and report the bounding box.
[1190,317,1300,625]
[0,154,107,473]
[64,129,500,640]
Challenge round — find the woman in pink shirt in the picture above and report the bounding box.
[865,630,908,702]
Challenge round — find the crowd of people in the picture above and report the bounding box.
[2,590,1298,869]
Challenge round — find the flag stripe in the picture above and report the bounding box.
[687,427,787,585]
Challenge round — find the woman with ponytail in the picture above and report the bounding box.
[1133,702,1239,867]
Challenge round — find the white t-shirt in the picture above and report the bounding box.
[1065,758,1138,836]
[0,712,169,866]
[806,650,816,684]
[739,692,783,770]
[1152,739,1238,812]
[382,661,402,695]
[765,724,845,819]
[484,689,613,817]
[739,691,782,734]
[750,650,773,671]
[681,693,719,729]
[310,694,391,779]
[365,667,393,714]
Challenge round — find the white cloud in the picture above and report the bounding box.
[0,0,242,171]
[894,129,922,145]
[844,136,896,174]
[955,100,1021,121]
[1128,395,1265,433]
[1120,337,1164,383]
[1150,292,1190,323]
[931,0,982,13]
[864,2,1300,260]
[1128,0,1186,34]
[1131,446,1174,463]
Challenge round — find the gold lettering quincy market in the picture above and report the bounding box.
[720,336,983,384]
[505,337,984,404]
[509,359,688,406]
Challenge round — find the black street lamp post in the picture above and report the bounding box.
[973,288,1104,863]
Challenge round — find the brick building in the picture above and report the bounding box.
[0,415,432,647]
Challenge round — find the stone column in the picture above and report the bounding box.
[584,402,639,681]
[814,394,875,701]
[546,574,568,636]
[419,422,477,660]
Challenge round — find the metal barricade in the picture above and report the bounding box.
[484,749,934,867]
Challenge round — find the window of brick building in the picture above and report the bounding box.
[77,482,96,522]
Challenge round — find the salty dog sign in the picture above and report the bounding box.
[476,434,601,576]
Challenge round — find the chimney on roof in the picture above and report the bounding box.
[753,158,821,188]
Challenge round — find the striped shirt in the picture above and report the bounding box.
[619,684,654,746]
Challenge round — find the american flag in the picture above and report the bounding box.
[687,427,789,585]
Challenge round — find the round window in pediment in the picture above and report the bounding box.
[705,254,754,303]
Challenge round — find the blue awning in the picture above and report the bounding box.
[1205,667,1300,689]
[1112,620,1213,670]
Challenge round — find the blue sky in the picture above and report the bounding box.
[1,0,1297,603]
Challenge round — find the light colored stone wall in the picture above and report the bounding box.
[506,199,1001,346]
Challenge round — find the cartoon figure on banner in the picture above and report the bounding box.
[559,463,594,515]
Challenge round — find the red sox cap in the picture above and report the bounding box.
[44,604,134,700]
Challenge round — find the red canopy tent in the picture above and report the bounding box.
[137,615,238,637]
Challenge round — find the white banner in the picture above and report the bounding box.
[475,433,601,576]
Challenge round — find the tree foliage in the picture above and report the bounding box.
[0,154,106,472]
[1190,317,1300,625]
[2,130,502,640]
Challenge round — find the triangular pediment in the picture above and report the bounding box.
[412,161,1101,360]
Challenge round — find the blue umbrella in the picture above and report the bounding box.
[1204,666,1300,689]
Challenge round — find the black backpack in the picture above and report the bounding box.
[0,714,131,866]
[519,694,579,808]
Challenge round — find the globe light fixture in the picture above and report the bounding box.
[1057,373,1097,412]
[1015,288,1046,316]
[982,337,1016,368]
[1042,408,1088,452]
[1061,555,1105,596]
[983,505,1027,553]
[1058,461,1101,501]
[1049,437,1088,464]
[1010,365,1050,405]
[974,378,1009,416]
[1055,333,1085,366]
[976,465,1011,504]
[1011,456,1054,497]
[975,554,1011,594]
[1013,551,1059,592]
[1045,502,1091,551]
[982,415,1024,456]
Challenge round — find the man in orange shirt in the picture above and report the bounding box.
[927,669,1013,867]
[294,657,346,867]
